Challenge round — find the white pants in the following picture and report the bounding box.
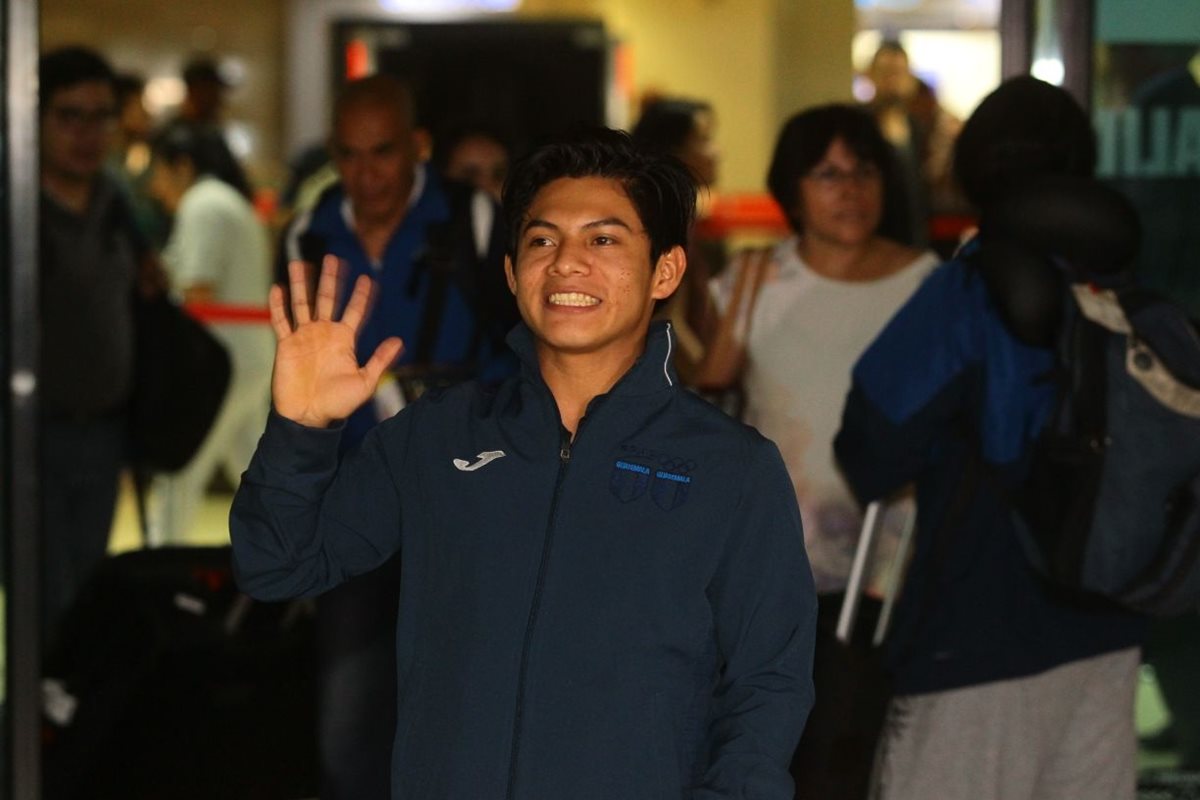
[871,647,1140,800]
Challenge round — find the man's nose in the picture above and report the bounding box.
[548,238,590,276]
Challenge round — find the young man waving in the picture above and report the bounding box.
[231,128,815,799]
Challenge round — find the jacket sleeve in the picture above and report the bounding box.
[696,438,817,799]
[229,410,407,601]
[834,262,974,504]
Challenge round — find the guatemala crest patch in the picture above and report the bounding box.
[651,458,694,511]
[610,459,652,503]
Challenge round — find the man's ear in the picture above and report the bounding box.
[413,127,433,162]
[504,255,517,295]
[651,245,687,300]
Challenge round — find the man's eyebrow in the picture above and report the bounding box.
[582,217,634,231]
[522,216,637,234]
[523,218,561,234]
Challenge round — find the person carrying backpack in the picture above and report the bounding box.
[833,76,1149,800]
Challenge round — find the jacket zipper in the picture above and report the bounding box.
[505,426,574,800]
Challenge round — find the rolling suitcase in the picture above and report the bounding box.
[42,546,318,800]
[791,500,915,800]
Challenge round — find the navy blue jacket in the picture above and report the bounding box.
[834,257,1144,696]
[231,321,816,799]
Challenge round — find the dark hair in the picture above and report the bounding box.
[631,98,711,155]
[870,39,909,68]
[433,123,512,172]
[766,103,899,235]
[113,73,145,108]
[501,127,697,263]
[151,122,253,200]
[953,76,1097,211]
[39,46,116,110]
[182,57,229,88]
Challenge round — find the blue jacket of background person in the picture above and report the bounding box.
[834,254,1145,697]
[281,164,517,448]
[230,321,817,799]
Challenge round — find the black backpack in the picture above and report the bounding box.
[973,176,1200,616]
[40,187,232,476]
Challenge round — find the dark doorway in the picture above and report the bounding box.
[335,19,609,158]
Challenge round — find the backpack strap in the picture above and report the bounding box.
[412,224,456,367]
[1074,286,1200,417]
[726,246,774,343]
[410,183,492,368]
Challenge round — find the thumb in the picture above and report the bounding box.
[360,336,405,385]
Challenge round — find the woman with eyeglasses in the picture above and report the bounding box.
[693,103,937,800]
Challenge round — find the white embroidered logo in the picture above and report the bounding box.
[453,450,507,472]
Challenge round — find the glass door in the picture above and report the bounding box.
[1092,0,1200,316]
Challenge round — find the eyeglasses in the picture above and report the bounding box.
[46,105,117,131]
[805,163,882,188]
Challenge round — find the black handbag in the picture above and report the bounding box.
[129,292,231,474]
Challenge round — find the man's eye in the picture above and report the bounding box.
[593,235,616,246]
[528,236,553,247]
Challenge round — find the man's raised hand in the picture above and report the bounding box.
[269,255,404,428]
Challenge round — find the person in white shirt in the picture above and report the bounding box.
[147,124,274,543]
[694,103,937,800]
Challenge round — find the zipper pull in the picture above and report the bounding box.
[559,428,572,462]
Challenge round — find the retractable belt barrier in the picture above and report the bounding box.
[183,303,272,325]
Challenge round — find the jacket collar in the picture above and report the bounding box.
[506,320,679,398]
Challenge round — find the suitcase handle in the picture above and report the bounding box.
[836,500,916,646]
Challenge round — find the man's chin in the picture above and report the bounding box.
[353,202,404,226]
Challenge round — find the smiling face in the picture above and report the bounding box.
[795,137,884,249]
[505,175,685,365]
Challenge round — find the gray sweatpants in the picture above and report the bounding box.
[871,647,1140,800]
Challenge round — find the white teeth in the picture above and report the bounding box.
[548,292,600,307]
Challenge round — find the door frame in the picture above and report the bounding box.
[6,0,42,795]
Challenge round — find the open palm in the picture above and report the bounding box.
[269,256,403,428]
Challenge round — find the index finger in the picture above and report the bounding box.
[268,284,292,341]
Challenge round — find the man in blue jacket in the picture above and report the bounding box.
[231,128,816,798]
[834,77,1145,800]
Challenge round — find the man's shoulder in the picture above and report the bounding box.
[42,174,139,242]
[303,182,348,228]
[673,389,777,458]
[279,183,349,265]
